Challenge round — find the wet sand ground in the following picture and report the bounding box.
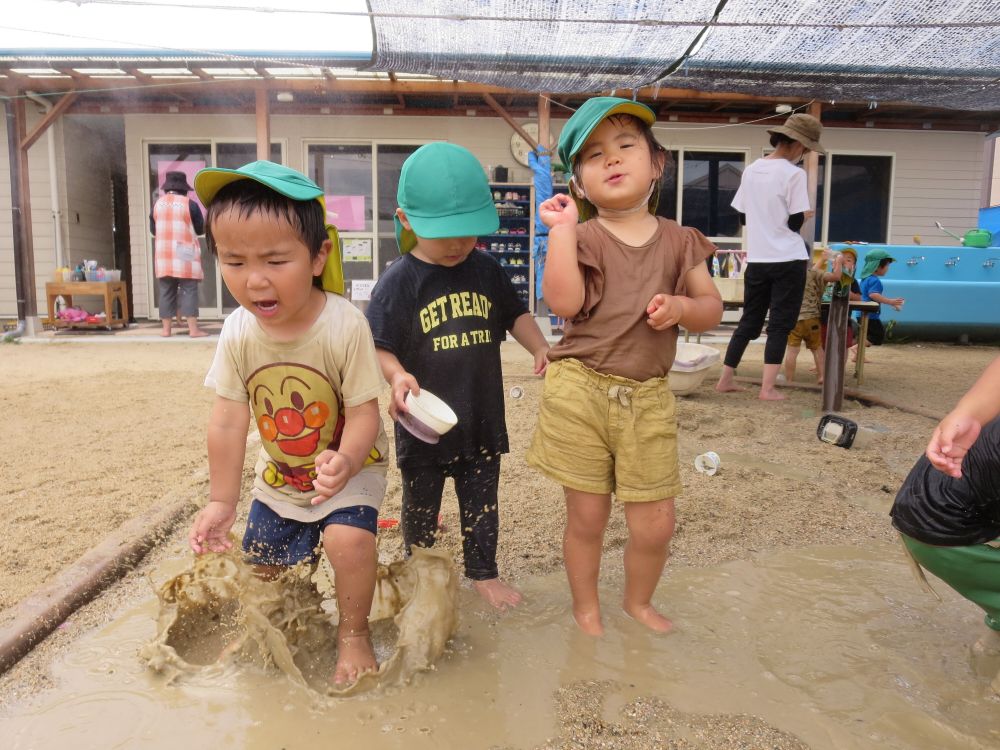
[1,338,998,747]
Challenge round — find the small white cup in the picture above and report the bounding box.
[694,451,721,476]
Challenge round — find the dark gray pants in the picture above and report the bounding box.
[724,259,808,367]
[158,277,200,318]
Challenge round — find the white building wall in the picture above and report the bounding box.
[0,111,14,318]
[6,111,977,320]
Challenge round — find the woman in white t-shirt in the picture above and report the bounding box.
[716,113,824,400]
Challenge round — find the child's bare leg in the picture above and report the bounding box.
[622,498,675,633]
[473,578,522,609]
[783,345,799,383]
[323,523,377,685]
[759,363,786,401]
[715,365,745,393]
[813,347,825,384]
[563,489,612,636]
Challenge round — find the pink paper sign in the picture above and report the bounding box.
[157,161,207,215]
[325,194,367,231]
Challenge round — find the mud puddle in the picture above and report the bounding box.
[2,545,999,749]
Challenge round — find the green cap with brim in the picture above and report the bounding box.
[194,160,344,295]
[395,142,499,254]
[557,96,656,171]
[860,248,896,279]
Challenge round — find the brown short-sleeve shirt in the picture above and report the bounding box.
[547,217,716,381]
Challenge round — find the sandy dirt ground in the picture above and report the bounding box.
[1,336,998,747]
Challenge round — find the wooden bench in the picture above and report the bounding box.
[46,281,130,330]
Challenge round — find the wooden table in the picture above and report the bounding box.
[46,281,129,329]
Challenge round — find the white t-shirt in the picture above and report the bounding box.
[731,157,810,263]
[206,293,389,522]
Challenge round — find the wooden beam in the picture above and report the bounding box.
[483,92,538,151]
[12,97,38,318]
[801,101,823,245]
[19,91,77,151]
[255,86,270,161]
[538,93,551,157]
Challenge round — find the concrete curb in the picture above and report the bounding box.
[0,491,198,675]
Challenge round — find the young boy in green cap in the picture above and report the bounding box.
[856,247,904,349]
[527,97,723,636]
[365,142,549,610]
[186,160,389,685]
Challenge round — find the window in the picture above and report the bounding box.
[655,149,746,240]
[307,142,422,284]
[825,155,892,244]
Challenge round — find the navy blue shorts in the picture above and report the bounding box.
[242,499,378,566]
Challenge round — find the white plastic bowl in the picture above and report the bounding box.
[669,342,721,395]
[401,389,458,443]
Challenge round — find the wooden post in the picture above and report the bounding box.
[255,87,270,161]
[822,295,849,412]
[10,97,38,323]
[801,101,822,246]
[538,94,550,155]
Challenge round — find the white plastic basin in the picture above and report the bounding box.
[669,342,721,395]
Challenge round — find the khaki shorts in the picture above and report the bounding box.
[787,317,822,350]
[526,358,681,502]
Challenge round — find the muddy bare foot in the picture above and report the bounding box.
[573,607,604,637]
[759,387,786,401]
[333,631,377,686]
[624,603,673,633]
[473,578,523,610]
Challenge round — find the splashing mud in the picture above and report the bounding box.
[139,546,457,696]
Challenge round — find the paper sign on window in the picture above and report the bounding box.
[351,279,376,301]
[343,238,372,263]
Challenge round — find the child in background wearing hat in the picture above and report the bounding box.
[782,250,845,384]
[365,143,549,610]
[891,356,1000,692]
[186,161,389,685]
[528,97,723,636]
[851,248,904,359]
[716,112,825,400]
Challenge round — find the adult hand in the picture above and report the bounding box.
[538,193,578,229]
[189,500,237,554]
[926,415,981,478]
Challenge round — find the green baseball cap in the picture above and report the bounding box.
[193,160,344,295]
[395,143,499,254]
[194,160,323,206]
[557,96,657,170]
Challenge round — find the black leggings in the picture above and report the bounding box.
[724,259,808,368]
[401,455,501,581]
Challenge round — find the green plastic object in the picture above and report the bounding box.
[963,228,993,248]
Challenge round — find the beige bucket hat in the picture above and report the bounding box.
[767,113,825,154]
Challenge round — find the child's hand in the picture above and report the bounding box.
[533,345,550,375]
[388,371,420,421]
[890,298,904,311]
[646,293,685,330]
[538,193,578,228]
[189,500,237,554]
[926,415,982,478]
[312,450,355,502]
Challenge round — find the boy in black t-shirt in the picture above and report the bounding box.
[366,143,549,609]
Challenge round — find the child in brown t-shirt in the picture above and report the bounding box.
[526,97,723,636]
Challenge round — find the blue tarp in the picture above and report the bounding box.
[529,149,552,301]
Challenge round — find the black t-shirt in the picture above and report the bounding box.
[890,418,1000,546]
[366,250,528,468]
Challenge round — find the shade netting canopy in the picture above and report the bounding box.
[368,0,1000,110]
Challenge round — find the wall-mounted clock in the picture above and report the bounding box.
[510,122,554,167]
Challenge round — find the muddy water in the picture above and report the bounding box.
[3,545,999,749]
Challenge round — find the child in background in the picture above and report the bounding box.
[852,248,904,357]
[782,249,843,384]
[891,356,1000,689]
[365,143,549,610]
[186,161,389,685]
[528,97,723,636]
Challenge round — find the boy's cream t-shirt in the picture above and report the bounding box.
[206,292,389,522]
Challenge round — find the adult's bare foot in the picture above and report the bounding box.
[333,631,377,686]
[715,373,745,393]
[759,387,786,401]
[624,603,673,633]
[188,328,210,338]
[573,607,604,636]
[473,578,523,610]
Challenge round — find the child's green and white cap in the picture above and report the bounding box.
[556,96,656,169]
[395,143,499,254]
[194,160,344,294]
[860,248,896,279]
